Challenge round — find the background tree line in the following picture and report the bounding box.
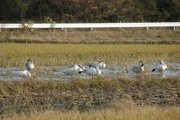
[0,0,180,23]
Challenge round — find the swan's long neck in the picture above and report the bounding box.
[96,63,102,75]
[160,61,167,67]
[139,61,144,68]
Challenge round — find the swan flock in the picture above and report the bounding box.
[63,60,168,78]
[11,59,168,78]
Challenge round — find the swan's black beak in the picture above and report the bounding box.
[78,71,83,74]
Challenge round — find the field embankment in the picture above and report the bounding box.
[0,28,180,44]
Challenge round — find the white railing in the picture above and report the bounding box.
[0,22,180,31]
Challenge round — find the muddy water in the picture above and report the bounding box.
[0,63,180,81]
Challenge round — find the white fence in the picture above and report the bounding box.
[0,22,180,31]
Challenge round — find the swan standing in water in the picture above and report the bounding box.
[25,59,34,71]
[132,60,144,73]
[85,61,102,79]
[12,70,31,77]
[152,60,167,74]
[87,61,106,69]
[63,64,83,77]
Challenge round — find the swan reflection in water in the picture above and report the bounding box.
[157,73,166,78]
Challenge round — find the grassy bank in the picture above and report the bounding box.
[0,28,180,44]
[0,43,180,67]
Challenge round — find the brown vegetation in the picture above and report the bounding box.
[0,28,180,44]
[1,0,180,22]
[0,77,180,118]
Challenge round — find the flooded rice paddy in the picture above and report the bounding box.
[0,62,180,81]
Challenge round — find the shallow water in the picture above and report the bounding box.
[0,63,180,81]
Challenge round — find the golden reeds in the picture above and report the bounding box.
[0,43,180,67]
[6,105,180,120]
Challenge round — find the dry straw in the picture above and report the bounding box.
[0,43,179,67]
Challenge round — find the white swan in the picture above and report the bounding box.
[102,62,106,69]
[68,64,86,71]
[87,61,106,69]
[132,60,144,73]
[25,59,34,71]
[63,64,83,76]
[12,70,31,77]
[85,61,102,78]
[152,60,167,74]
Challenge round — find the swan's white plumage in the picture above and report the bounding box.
[12,70,31,77]
[63,64,83,76]
[69,64,85,71]
[152,60,167,73]
[85,62,102,77]
[87,61,106,69]
[85,67,101,76]
[102,62,106,69]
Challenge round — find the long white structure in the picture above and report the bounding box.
[0,22,180,31]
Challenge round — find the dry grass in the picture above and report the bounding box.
[0,28,180,44]
[0,77,180,119]
[0,43,180,67]
[1,77,179,95]
[6,104,180,120]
